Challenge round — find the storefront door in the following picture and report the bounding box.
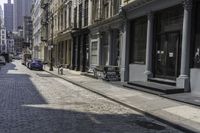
[155,31,181,80]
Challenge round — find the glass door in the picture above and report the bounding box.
[155,32,180,80]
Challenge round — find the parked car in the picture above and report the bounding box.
[0,56,6,65]
[27,59,43,70]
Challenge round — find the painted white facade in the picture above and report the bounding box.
[32,0,43,60]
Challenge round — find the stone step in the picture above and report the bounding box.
[148,78,176,86]
[125,81,184,94]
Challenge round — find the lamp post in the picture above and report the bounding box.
[49,12,54,71]
[42,0,54,71]
[46,3,54,71]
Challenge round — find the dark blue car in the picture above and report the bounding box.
[27,59,43,70]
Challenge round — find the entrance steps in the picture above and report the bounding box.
[124,81,184,95]
[148,78,176,86]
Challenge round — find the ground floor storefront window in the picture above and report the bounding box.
[112,30,120,66]
[101,32,109,66]
[91,41,98,65]
[194,2,200,68]
[129,17,147,64]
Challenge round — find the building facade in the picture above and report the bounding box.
[32,0,43,60]
[13,28,24,54]
[39,0,200,94]
[49,0,74,69]
[4,0,13,32]
[13,0,32,31]
[88,0,122,71]
[23,16,33,49]
[43,0,122,72]
[120,0,200,94]
[6,32,15,54]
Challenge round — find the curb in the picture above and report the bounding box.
[44,69,197,133]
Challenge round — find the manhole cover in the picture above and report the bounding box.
[36,74,54,77]
[135,121,166,130]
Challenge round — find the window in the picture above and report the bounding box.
[194,3,200,68]
[79,3,83,28]
[93,0,100,22]
[91,41,98,65]
[84,0,88,26]
[113,0,121,15]
[103,0,109,19]
[61,11,63,30]
[2,40,5,44]
[156,6,183,34]
[74,7,77,28]
[130,17,147,64]
[68,4,72,27]
[58,14,60,31]
[65,9,67,29]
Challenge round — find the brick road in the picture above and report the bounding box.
[0,61,184,133]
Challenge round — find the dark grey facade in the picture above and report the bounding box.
[23,16,33,48]
[4,0,13,32]
[121,0,200,94]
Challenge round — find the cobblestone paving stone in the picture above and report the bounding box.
[0,61,184,133]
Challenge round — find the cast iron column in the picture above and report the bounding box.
[120,20,130,82]
[49,13,54,71]
[177,0,193,91]
[144,12,154,80]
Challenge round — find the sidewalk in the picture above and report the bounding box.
[44,66,200,133]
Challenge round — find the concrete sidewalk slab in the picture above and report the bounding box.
[163,93,200,106]
[44,66,200,133]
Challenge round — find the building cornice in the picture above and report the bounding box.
[123,0,154,12]
[88,14,123,30]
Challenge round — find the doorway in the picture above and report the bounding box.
[155,31,181,80]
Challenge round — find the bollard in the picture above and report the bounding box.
[58,67,60,74]
[60,66,63,75]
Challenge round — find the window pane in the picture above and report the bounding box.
[194,3,200,68]
[91,41,98,65]
[130,17,147,64]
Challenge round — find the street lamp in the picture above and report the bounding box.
[48,11,54,71]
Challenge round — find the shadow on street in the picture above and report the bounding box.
[0,62,183,133]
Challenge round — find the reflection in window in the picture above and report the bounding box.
[194,3,200,68]
[130,17,147,64]
[91,41,98,65]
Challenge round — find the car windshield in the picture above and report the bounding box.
[33,60,42,63]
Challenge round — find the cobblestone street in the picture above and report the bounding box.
[0,61,185,133]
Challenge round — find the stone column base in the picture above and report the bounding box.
[177,75,190,92]
[144,71,153,81]
[121,67,128,82]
